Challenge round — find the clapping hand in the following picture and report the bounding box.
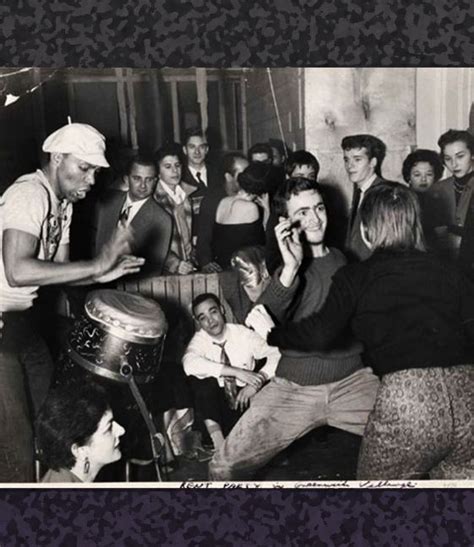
[95,255,145,283]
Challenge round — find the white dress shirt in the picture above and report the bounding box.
[119,195,149,226]
[188,164,208,186]
[358,173,378,203]
[182,323,280,387]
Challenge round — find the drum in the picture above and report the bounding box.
[67,289,167,384]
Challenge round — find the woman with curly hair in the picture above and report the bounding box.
[36,382,125,483]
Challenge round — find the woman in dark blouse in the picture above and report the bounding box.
[248,182,474,480]
[211,163,270,269]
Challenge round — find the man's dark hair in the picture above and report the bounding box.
[125,152,157,176]
[248,143,273,162]
[192,293,222,316]
[341,134,387,177]
[273,177,326,217]
[183,127,208,146]
[402,149,444,184]
[286,150,320,178]
[222,152,247,177]
[36,382,110,471]
[155,142,184,165]
[238,162,271,196]
[438,129,474,155]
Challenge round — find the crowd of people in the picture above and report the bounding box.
[0,119,472,482]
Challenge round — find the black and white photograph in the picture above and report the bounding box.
[0,67,473,485]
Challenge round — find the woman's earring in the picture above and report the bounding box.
[83,456,90,475]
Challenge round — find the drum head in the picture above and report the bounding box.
[85,289,167,344]
[68,289,167,384]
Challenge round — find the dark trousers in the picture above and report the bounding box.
[189,377,242,437]
[0,310,54,482]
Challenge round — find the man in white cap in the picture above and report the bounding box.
[0,123,144,482]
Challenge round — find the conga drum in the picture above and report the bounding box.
[63,289,168,481]
[66,289,167,384]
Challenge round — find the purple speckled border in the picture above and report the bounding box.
[0,488,472,545]
[0,0,472,544]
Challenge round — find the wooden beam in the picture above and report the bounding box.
[66,81,76,123]
[171,80,180,143]
[31,68,46,158]
[115,68,129,145]
[150,69,163,150]
[240,74,248,152]
[218,76,228,150]
[125,68,138,151]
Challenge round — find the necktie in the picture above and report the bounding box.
[118,205,131,225]
[349,186,361,229]
[195,171,206,189]
[213,341,238,410]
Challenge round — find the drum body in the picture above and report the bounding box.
[67,289,167,384]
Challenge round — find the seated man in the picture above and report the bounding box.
[94,153,173,275]
[209,178,380,480]
[182,293,280,450]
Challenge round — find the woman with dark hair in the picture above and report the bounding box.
[247,182,474,479]
[154,143,197,275]
[402,149,444,193]
[401,149,445,251]
[211,163,270,269]
[36,382,125,482]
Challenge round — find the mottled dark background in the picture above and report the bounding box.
[0,0,473,544]
[0,0,472,67]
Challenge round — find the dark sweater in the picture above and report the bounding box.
[268,249,474,377]
[261,248,363,386]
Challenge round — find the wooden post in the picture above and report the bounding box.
[171,80,180,143]
[150,69,163,150]
[125,68,138,151]
[66,78,76,124]
[217,74,228,150]
[31,68,47,158]
[240,73,248,152]
[115,68,129,145]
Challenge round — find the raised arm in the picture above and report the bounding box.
[3,223,143,287]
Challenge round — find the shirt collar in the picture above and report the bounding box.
[124,194,149,209]
[202,324,229,344]
[158,181,187,205]
[188,164,207,180]
[359,173,378,195]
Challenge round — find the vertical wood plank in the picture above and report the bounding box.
[115,68,129,144]
[171,81,180,143]
[125,68,138,151]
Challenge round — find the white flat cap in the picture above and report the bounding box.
[42,123,109,168]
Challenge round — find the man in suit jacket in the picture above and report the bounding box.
[426,129,474,268]
[181,127,221,216]
[94,155,172,275]
[342,134,390,262]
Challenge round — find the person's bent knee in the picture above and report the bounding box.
[208,451,256,481]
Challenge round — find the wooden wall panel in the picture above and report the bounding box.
[304,68,416,213]
[245,68,305,152]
